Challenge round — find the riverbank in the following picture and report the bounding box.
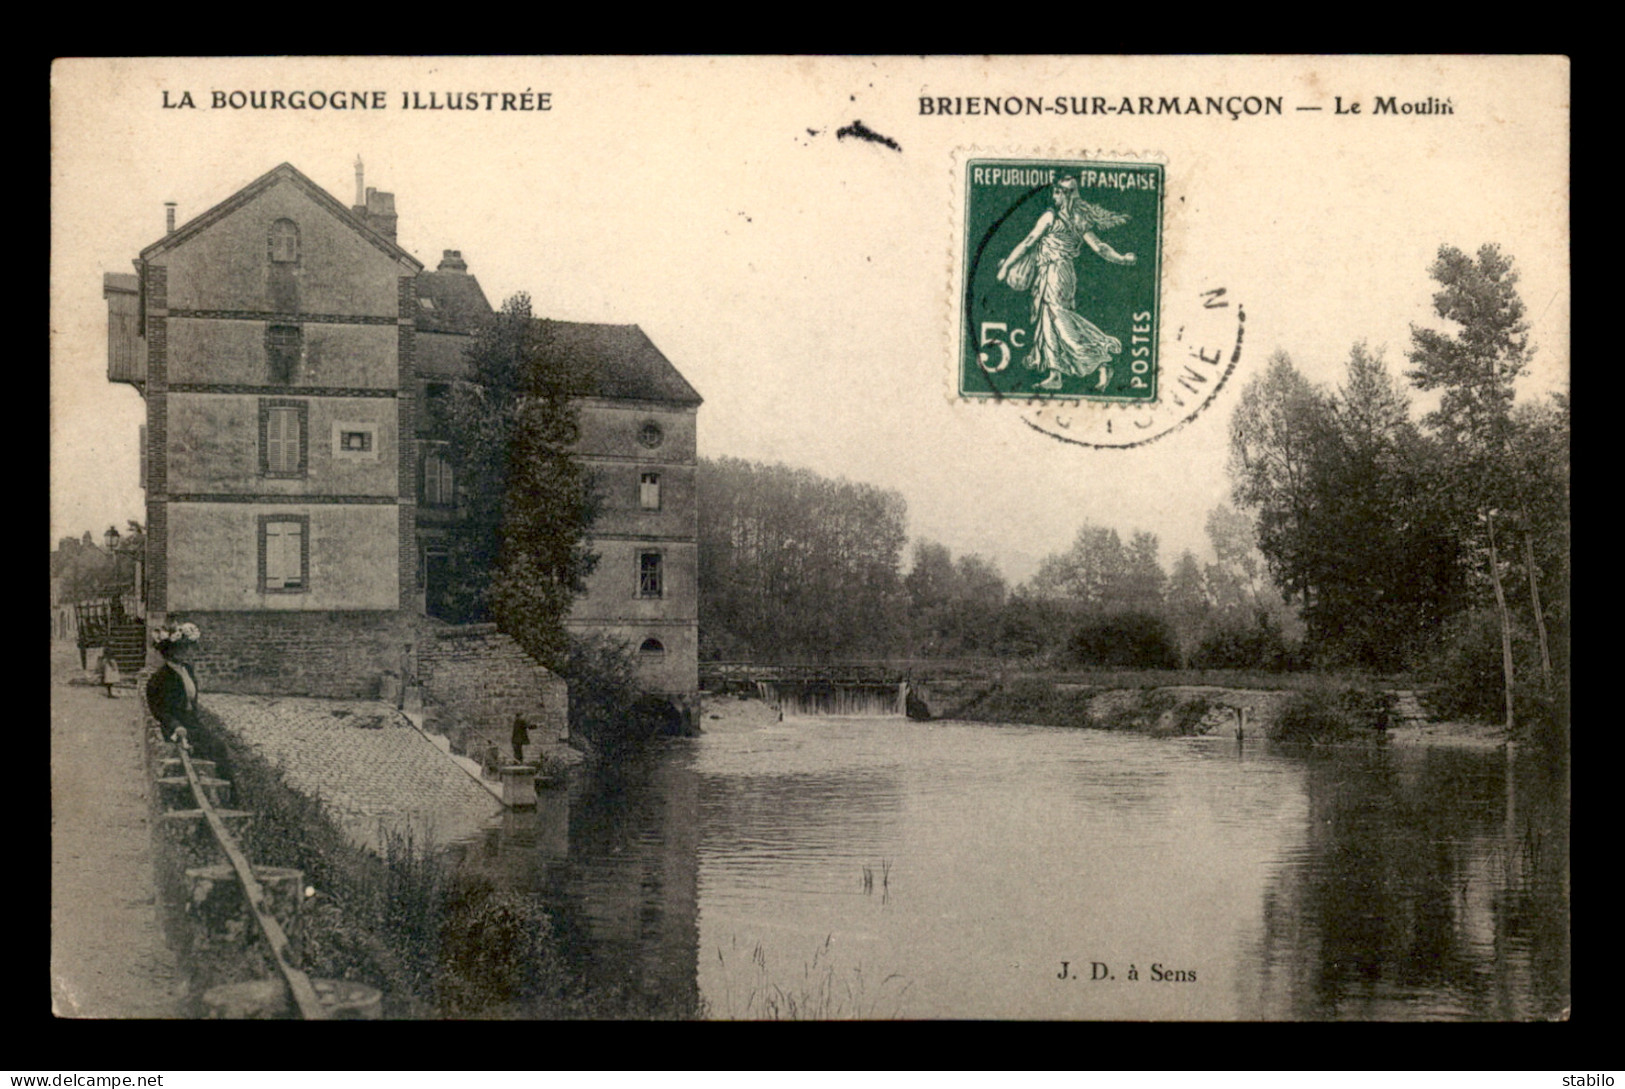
[705,677,1508,748]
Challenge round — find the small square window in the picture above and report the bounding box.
[638,551,663,598]
[342,431,372,452]
[640,472,661,510]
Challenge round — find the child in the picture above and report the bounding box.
[99,644,122,698]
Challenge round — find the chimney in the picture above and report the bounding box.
[354,155,364,208]
[164,202,176,234]
[437,250,467,273]
[364,186,397,242]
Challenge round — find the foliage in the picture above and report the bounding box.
[196,707,599,1018]
[697,456,908,662]
[558,633,648,752]
[1227,346,1465,670]
[904,541,1009,656]
[1270,684,1393,744]
[1028,521,1166,617]
[441,295,599,668]
[1418,608,1558,732]
[1405,244,1556,729]
[51,522,145,603]
[1068,611,1181,669]
[1191,613,1300,672]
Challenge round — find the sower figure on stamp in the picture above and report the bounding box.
[511,713,531,766]
[996,175,1136,391]
[146,622,202,750]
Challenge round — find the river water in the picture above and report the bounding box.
[453,714,1569,1020]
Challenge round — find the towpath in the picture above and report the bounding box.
[50,641,187,1018]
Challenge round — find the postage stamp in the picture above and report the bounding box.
[959,158,1164,402]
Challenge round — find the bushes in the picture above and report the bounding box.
[1068,612,1181,670]
[1271,684,1394,744]
[199,708,569,1018]
[1191,614,1301,671]
[1419,608,1560,735]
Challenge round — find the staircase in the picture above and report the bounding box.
[1392,690,1430,727]
[105,620,149,674]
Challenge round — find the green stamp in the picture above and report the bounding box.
[960,159,1164,401]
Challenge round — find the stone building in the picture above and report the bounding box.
[409,255,703,731]
[105,162,701,732]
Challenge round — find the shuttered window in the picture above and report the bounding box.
[640,472,661,510]
[260,400,308,478]
[259,515,309,593]
[423,447,456,507]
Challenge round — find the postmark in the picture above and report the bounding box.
[953,152,1243,448]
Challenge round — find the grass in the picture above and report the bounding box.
[190,707,652,1019]
[708,934,911,1021]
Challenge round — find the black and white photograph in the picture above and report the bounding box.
[49,55,1569,1021]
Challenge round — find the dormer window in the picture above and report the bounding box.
[269,219,300,264]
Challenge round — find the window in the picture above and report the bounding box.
[259,399,308,478]
[266,324,302,383]
[259,514,309,593]
[639,471,661,510]
[423,382,451,433]
[639,638,666,656]
[423,447,456,507]
[332,421,380,462]
[638,551,663,598]
[268,218,300,264]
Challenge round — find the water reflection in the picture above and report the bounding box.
[1251,744,1569,1020]
[458,718,1567,1021]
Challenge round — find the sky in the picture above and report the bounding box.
[50,56,1569,586]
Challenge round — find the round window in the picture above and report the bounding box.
[638,421,664,449]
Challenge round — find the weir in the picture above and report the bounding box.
[757,680,906,718]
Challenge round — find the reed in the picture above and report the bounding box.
[711,934,911,1020]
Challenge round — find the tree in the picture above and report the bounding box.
[1027,521,1130,615]
[1227,343,1462,670]
[1406,244,1539,729]
[1164,550,1210,666]
[1227,351,1336,611]
[442,294,599,669]
[696,457,907,662]
[1304,344,1465,668]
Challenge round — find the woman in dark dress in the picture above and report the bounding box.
[146,622,202,746]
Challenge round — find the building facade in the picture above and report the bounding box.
[107,163,701,725]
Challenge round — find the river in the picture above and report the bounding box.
[450,714,1569,1020]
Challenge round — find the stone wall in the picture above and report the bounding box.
[416,623,569,755]
[169,609,411,699]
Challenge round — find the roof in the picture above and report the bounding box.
[138,163,423,269]
[538,321,702,406]
[415,269,494,334]
[103,273,139,295]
